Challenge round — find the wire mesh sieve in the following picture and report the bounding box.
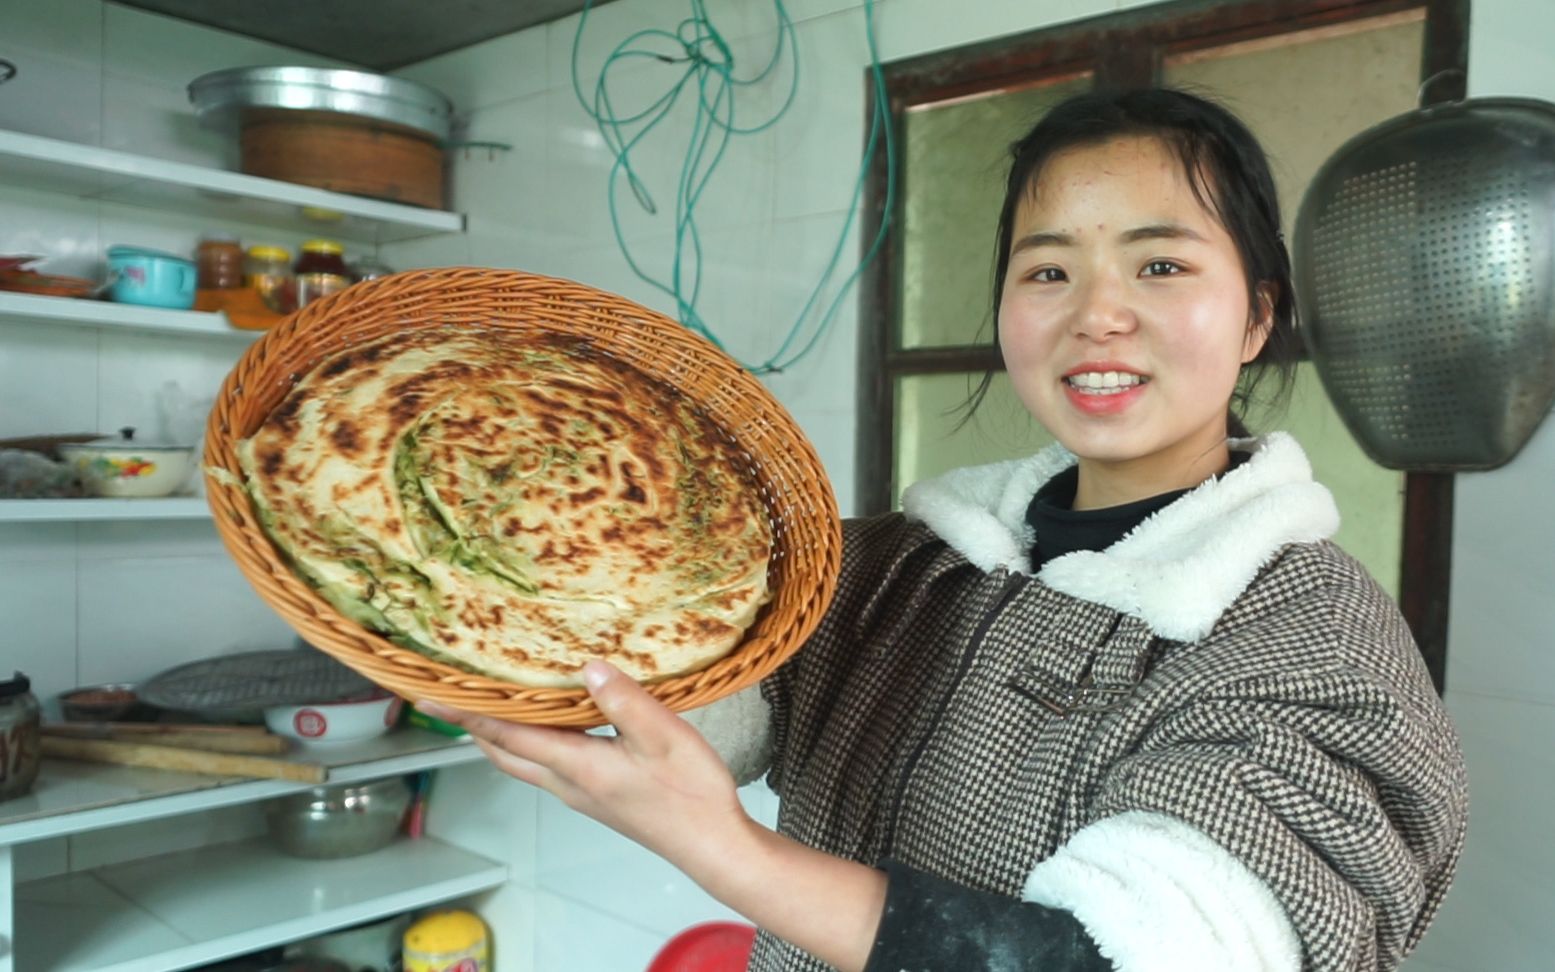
[1294,97,1555,471]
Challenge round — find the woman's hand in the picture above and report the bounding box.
[418,660,888,971]
[414,660,754,870]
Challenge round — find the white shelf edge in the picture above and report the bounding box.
[0,127,464,239]
[0,291,257,340]
[16,837,508,972]
[0,736,482,846]
[0,498,213,522]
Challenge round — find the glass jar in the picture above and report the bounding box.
[294,239,351,308]
[0,671,41,803]
[245,244,294,313]
[195,233,244,290]
[348,257,394,283]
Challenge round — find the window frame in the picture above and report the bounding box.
[855,0,1471,691]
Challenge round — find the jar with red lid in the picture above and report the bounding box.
[294,239,351,308]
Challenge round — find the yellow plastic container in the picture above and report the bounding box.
[403,909,490,972]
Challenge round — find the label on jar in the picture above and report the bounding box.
[403,941,489,972]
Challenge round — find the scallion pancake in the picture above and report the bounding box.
[238,327,772,688]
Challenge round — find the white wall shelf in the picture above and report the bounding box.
[0,128,464,245]
[0,292,257,341]
[0,498,213,522]
[0,730,481,846]
[14,836,506,972]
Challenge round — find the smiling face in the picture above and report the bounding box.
[998,135,1271,509]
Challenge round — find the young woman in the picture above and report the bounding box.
[418,89,1469,971]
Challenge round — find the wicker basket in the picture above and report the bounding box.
[204,267,842,727]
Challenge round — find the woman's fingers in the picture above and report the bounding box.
[415,699,592,767]
[471,737,550,788]
[581,660,676,759]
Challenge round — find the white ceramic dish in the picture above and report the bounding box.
[58,427,194,497]
[264,690,402,745]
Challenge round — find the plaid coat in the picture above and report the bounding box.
[727,434,1467,972]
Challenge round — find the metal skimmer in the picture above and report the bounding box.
[1294,97,1555,471]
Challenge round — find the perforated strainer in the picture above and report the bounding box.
[1294,97,1555,471]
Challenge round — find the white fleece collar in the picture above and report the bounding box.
[899,433,1339,641]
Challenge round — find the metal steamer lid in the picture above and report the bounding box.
[1294,96,1555,471]
[137,648,378,711]
[188,66,455,142]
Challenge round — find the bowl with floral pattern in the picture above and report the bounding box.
[58,427,195,497]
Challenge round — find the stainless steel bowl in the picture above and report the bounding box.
[264,777,412,859]
[188,66,454,141]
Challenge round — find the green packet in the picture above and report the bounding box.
[404,705,469,738]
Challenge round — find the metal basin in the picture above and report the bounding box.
[264,777,412,859]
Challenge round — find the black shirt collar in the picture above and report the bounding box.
[1026,451,1251,570]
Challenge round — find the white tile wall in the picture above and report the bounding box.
[0,0,104,59]
[1406,691,1555,972]
[0,320,101,439]
[68,803,265,871]
[396,26,552,115]
[100,3,338,87]
[76,556,296,687]
[767,8,882,222]
[424,761,541,879]
[532,887,671,970]
[0,45,104,146]
[0,561,78,706]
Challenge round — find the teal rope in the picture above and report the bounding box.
[570,0,895,373]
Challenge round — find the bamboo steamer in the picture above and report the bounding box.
[239,109,445,210]
[189,67,453,211]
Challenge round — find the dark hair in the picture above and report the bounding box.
[968,87,1298,437]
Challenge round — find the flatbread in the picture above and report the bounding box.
[238,326,772,688]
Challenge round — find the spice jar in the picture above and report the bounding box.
[0,672,41,803]
[195,233,244,290]
[294,239,351,308]
[245,244,294,313]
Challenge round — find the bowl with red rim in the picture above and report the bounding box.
[263,690,403,745]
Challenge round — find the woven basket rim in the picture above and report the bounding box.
[204,266,842,727]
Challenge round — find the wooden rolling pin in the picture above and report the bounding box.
[42,736,326,783]
[43,724,291,755]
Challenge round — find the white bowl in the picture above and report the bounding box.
[59,428,195,498]
[264,691,403,746]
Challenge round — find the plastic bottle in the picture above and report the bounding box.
[402,910,489,972]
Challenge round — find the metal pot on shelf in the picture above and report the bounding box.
[264,776,413,859]
[187,66,455,210]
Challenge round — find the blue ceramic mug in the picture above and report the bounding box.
[106,246,196,309]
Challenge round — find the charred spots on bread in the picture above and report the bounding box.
[330,420,363,457]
